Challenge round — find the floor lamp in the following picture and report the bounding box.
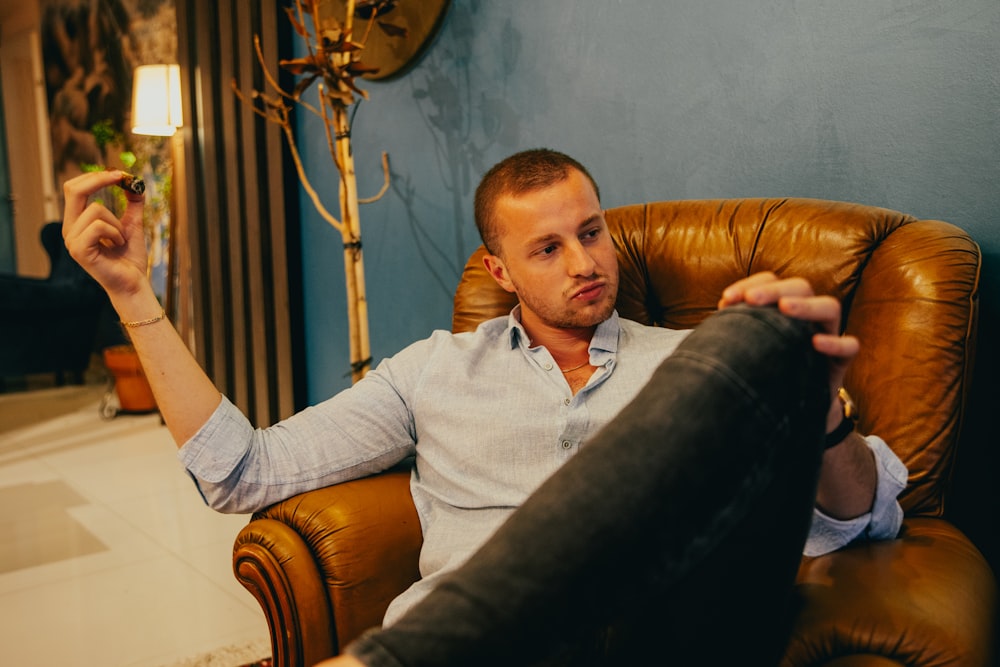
[130,64,191,351]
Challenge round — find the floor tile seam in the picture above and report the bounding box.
[179,551,266,615]
[0,405,132,440]
[0,419,166,467]
[0,485,196,594]
[4,452,226,572]
[95,498,202,559]
[0,548,225,600]
[62,466,195,507]
[34,446,190,508]
[24,459,167,510]
[192,573,269,616]
[0,547,173,599]
[50,479,214,569]
[111,549,272,628]
[0,556,269,666]
[65,491,257,608]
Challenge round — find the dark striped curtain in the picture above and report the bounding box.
[174,0,305,426]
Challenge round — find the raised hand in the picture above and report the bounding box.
[62,170,148,297]
[718,271,860,432]
[62,170,226,447]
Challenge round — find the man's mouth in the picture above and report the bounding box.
[572,281,605,301]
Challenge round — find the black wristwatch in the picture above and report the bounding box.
[825,387,858,449]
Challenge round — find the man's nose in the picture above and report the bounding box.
[565,241,597,276]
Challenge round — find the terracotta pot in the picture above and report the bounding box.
[102,345,157,413]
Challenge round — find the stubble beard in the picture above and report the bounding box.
[514,274,619,330]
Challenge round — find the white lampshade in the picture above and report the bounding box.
[131,64,183,136]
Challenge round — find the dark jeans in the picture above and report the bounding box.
[348,305,830,667]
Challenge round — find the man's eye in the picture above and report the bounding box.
[540,246,556,255]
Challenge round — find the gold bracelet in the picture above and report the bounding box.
[121,309,166,328]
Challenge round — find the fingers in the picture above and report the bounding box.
[62,170,148,252]
[61,171,151,296]
[719,272,857,365]
[62,170,130,231]
[719,272,813,308]
[720,272,844,333]
[721,273,860,425]
[120,191,146,236]
[63,198,125,254]
[812,331,860,361]
[775,293,842,336]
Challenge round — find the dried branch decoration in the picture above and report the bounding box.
[233,0,409,383]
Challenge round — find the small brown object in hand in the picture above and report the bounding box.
[117,172,146,195]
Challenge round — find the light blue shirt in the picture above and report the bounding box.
[179,309,906,624]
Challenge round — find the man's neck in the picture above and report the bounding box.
[522,321,596,369]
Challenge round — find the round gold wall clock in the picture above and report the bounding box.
[321,0,451,81]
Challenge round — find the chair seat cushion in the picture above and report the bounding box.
[783,518,996,666]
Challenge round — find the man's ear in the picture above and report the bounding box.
[482,253,516,293]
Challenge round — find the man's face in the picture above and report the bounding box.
[483,169,619,338]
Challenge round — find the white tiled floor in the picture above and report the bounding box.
[0,385,271,667]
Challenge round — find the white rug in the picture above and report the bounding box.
[154,638,272,667]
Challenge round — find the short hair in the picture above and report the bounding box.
[473,148,601,257]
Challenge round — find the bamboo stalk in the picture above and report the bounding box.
[330,0,371,382]
[333,102,371,382]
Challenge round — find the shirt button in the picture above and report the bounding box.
[543,362,553,371]
[561,440,573,450]
[563,398,571,406]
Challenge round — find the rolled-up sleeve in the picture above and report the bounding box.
[804,435,907,557]
[176,359,420,514]
[177,396,263,509]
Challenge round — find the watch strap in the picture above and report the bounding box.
[824,415,855,449]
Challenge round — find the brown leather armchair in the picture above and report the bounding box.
[234,198,996,667]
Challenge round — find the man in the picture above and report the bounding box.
[62,149,905,665]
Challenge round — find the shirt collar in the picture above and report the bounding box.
[506,305,621,356]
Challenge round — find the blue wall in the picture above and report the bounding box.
[298,0,999,399]
[296,0,1000,568]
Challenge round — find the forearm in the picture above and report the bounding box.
[61,169,224,445]
[814,431,877,519]
[110,282,222,447]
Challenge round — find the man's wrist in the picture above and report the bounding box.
[111,283,162,324]
[825,387,859,449]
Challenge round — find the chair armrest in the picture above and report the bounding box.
[234,518,337,667]
[233,469,423,666]
[782,518,996,667]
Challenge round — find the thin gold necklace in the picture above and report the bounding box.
[560,361,590,373]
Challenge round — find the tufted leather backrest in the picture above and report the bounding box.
[452,198,981,517]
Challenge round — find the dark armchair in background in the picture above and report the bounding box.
[0,221,114,386]
[234,199,996,667]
